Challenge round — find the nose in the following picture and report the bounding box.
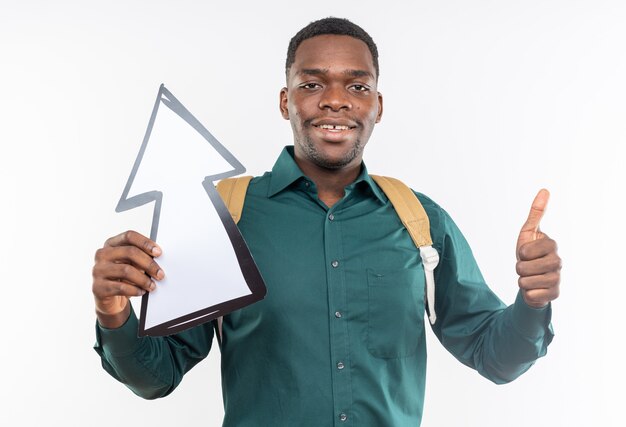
[319,84,352,112]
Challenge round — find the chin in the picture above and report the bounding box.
[295,131,365,169]
[309,144,362,170]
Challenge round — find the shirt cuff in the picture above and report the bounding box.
[511,290,554,338]
[95,306,144,357]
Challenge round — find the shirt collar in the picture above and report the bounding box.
[268,146,386,204]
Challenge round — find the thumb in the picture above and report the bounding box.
[516,189,550,250]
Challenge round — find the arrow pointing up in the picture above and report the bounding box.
[117,84,266,336]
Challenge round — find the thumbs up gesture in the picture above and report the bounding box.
[516,189,562,308]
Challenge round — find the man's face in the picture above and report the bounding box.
[280,35,383,171]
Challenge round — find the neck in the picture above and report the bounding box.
[294,156,362,208]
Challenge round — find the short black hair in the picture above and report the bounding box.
[285,17,379,80]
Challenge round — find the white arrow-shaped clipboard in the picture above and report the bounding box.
[116,84,266,337]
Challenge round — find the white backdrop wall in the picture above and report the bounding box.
[1,1,624,426]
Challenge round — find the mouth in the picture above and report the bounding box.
[315,124,353,132]
[310,122,357,144]
[311,120,358,134]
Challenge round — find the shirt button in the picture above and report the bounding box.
[331,260,339,268]
[328,213,335,221]
[304,181,310,187]
[339,413,347,422]
[337,362,345,370]
[335,311,342,318]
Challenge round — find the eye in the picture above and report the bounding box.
[351,84,370,92]
[300,83,321,90]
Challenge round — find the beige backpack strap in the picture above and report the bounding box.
[216,176,253,224]
[370,175,440,324]
[214,175,253,342]
[370,175,432,247]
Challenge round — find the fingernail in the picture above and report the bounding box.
[156,269,165,280]
[150,281,156,291]
[152,246,162,256]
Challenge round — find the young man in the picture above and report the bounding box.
[93,18,560,426]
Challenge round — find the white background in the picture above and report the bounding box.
[1,1,624,426]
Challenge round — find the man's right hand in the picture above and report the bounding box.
[92,230,164,329]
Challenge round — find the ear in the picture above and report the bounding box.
[375,91,383,123]
[279,87,289,120]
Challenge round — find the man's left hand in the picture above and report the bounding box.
[515,189,562,308]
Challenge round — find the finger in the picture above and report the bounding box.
[517,189,550,247]
[104,230,161,256]
[517,239,559,261]
[523,189,550,231]
[516,253,562,276]
[94,279,148,298]
[104,246,164,280]
[517,237,557,261]
[518,271,560,290]
[95,246,164,280]
[522,287,560,307]
[95,262,156,292]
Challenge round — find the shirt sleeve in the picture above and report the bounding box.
[426,201,554,384]
[93,306,215,399]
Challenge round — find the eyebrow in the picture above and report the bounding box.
[345,69,374,79]
[297,68,374,79]
[298,68,328,77]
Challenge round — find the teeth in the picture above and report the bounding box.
[318,124,350,130]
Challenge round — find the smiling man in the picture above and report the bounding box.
[279,32,382,208]
[93,18,560,426]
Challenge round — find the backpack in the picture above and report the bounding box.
[216,175,440,325]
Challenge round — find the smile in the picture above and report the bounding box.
[313,123,356,132]
[317,124,350,130]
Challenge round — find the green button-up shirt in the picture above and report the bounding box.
[95,146,554,426]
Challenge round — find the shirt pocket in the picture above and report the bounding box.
[367,268,425,359]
